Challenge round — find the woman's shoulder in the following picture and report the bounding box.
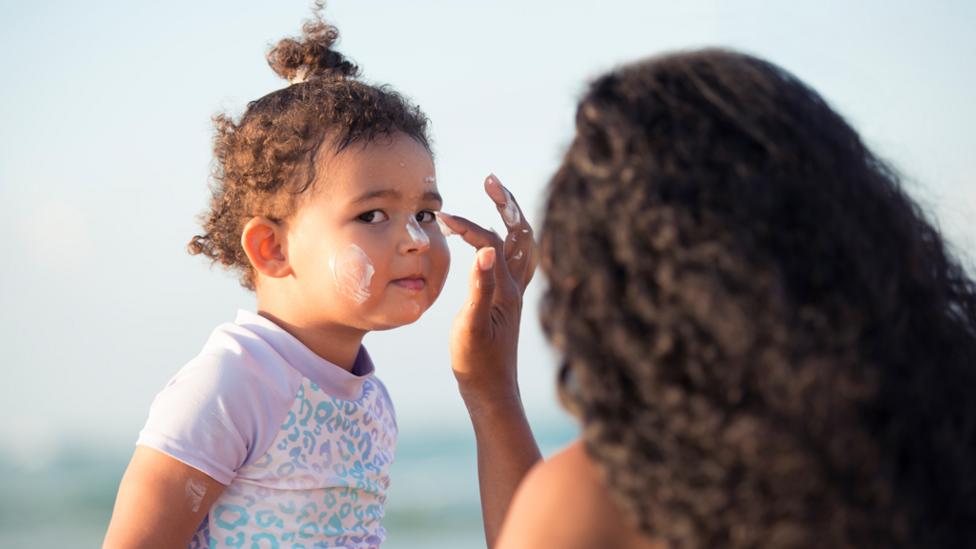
[497,439,663,549]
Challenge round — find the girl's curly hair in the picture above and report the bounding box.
[540,49,976,548]
[188,5,430,290]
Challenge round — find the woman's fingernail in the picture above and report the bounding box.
[477,247,496,271]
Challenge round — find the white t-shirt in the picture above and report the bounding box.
[137,310,397,549]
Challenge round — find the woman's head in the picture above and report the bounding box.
[541,49,976,547]
[189,10,449,329]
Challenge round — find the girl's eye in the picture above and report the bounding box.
[358,210,389,224]
[416,210,436,223]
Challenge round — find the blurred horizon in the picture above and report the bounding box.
[1,0,974,546]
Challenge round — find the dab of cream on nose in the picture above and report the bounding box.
[501,189,521,227]
[406,217,430,247]
[329,244,375,304]
[185,479,207,513]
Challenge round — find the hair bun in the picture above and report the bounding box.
[267,10,358,84]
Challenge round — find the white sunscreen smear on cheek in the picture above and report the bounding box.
[501,188,521,227]
[185,479,207,513]
[329,244,376,304]
[405,217,430,247]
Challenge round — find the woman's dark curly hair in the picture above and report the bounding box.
[188,4,430,290]
[540,49,976,548]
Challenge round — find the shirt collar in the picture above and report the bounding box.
[234,309,375,400]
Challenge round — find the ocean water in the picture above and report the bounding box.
[0,423,577,549]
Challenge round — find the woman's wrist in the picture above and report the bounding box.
[458,381,524,421]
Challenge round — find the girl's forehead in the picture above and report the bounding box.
[326,173,440,202]
[315,136,436,196]
[352,186,442,204]
[308,169,440,210]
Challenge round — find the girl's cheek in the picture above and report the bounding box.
[328,244,376,304]
[431,238,451,297]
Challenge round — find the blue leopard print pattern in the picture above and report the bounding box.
[188,377,396,548]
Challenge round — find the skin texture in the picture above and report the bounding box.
[103,134,448,548]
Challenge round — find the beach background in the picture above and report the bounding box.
[1,1,974,547]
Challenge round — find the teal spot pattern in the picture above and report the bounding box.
[187,378,396,548]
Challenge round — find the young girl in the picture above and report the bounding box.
[101,10,512,548]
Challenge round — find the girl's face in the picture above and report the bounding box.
[285,133,450,330]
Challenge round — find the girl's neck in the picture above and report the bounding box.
[256,308,367,373]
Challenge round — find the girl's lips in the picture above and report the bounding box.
[392,277,426,291]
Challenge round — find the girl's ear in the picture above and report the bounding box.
[241,217,291,279]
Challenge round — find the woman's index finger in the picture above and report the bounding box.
[435,211,503,251]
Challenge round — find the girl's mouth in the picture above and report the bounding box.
[391,276,426,291]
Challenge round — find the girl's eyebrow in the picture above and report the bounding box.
[351,189,443,206]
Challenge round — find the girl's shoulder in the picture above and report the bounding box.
[136,319,306,483]
[177,318,304,395]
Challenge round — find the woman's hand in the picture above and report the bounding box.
[436,173,538,407]
[436,173,541,548]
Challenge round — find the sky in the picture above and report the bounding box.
[0,0,974,465]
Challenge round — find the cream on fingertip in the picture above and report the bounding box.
[486,174,521,227]
[500,188,521,227]
[435,212,457,236]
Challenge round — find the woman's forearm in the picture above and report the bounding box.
[465,393,542,548]
[440,175,541,547]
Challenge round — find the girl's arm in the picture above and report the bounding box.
[103,446,226,549]
[438,174,542,548]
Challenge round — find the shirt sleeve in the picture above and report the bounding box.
[136,349,284,485]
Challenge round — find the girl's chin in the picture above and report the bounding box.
[366,302,426,331]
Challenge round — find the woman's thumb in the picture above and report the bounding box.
[466,246,497,326]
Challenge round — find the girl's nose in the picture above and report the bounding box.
[400,217,431,254]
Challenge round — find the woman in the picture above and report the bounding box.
[450,49,976,548]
